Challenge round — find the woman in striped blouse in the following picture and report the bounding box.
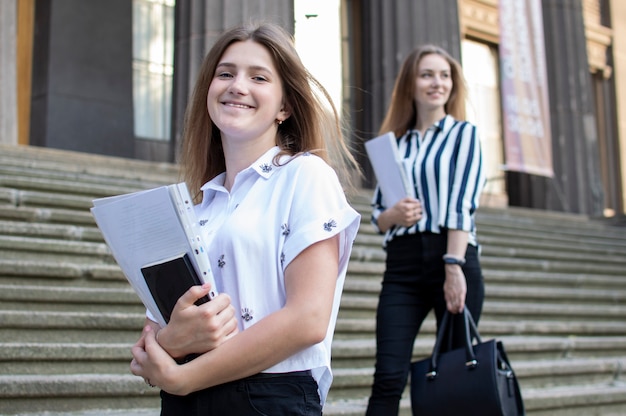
[366,44,487,415]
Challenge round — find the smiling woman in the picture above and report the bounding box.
[206,40,290,179]
[366,44,486,415]
[129,21,361,416]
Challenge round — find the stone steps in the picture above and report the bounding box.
[1,349,624,415]
[0,374,160,415]
[0,143,625,415]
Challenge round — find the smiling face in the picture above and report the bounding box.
[207,40,290,148]
[414,53,453,116]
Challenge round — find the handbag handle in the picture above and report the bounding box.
[425,309,481,380]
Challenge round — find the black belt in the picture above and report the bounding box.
[243,370,312,380]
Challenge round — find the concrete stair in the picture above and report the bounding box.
[0,143,625,416]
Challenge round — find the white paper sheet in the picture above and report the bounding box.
[365,132,411,207]
[91,184,217,327]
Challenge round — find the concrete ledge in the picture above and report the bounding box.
[477,213,624,237]
[480,256,626,275]
[0,205,95,225]
[349,240,626,272]
[7,409,160,416]
[515,357,625,380]
[483,241,626,264]
[331,336,626,364]
[0,374,160,415]
[2,188,94,210]
[0,235,110,258]
[337,295,626,320]
[0,342,132,361]
[0,259,125,281]
[484,301,626,320]
[524,383,626,412]
[343,275,626,302]
[480,228,626,253]
[0,144,178,180]
[0,310,144,330]
[0,220,103,242]
[0,284,138,306]
[0,164,170,195]
[0,175,141,199]
[485,269,626,289]
[0,373,158,397]
[485,285,626,303]
[335,317,626,337]
[0,259,85,279]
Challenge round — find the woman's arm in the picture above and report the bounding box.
[443,229,469,314]
[442,123,484,314]
[130,235,340,395]
[445,123,485,231]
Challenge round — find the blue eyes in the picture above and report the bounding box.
[421,73,450,78]
[216,73,268,82]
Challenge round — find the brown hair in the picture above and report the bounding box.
[379,44,468,137]
[179,21,358,199]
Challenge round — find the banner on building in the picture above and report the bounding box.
[499,0,554,177]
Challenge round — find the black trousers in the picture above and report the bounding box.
[160,370,321,416]
[366,232,485,415]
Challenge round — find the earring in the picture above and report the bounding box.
[276,119,283,125]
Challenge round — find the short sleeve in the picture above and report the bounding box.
[281,155,360,271]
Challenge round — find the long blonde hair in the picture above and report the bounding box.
[179,22,359,199]
[379,44,468,137]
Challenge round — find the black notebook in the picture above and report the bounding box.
[141,252,210,323]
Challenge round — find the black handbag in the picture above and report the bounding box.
[410,309,525,416]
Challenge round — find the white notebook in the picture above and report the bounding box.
[365,132,411,207]
[91,182,218,327]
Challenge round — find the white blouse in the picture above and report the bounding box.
[372,115,485,247]
[196,146,360,405]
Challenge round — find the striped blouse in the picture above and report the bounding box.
[371,115,486,248]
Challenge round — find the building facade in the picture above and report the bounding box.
[3,0,625,220]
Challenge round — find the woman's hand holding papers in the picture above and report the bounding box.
[131,283,238,393]
[152,284,239,359]
[376,197,422,232]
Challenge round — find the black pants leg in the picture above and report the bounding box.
[365,233,484,415]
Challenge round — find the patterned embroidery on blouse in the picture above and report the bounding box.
[241,307,254,322]
[303,151,311,156]
[280,252,285,267]
[281,223,290,236]
[199,219,208,226]
[217,254,226,268]
[324,219,337,232]
[259,163,272,173]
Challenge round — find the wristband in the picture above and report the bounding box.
[442,254,466,266]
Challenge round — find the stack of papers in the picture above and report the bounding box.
[365,132,411,207]
[91,183,217,327]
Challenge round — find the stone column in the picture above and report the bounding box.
[608,0,626,216]
[540,0,604,216]
[170,0,294,160]
[30,0,134,157]
[0,0,18,145]
[351,0,461,185]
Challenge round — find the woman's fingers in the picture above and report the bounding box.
[175,283,214,310]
